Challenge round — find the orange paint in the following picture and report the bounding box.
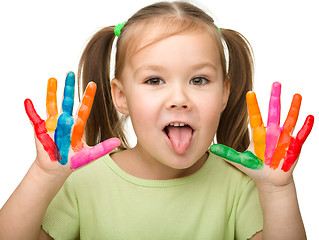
[270,94,301,169]
[246,91,266,162]
[71,82,97,152]
[45,78,59,131]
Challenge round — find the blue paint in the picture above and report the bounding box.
[62,72,75,115]
[54,72,75,165]
[55,113,74,165]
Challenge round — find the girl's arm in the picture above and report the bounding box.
[0,73,120,239]
[256,180,306,239]
[249,180,306,240]
[210,82,313,239]
[0,161,68,239]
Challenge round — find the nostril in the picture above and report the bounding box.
[170,104,188,109]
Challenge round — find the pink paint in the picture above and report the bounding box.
[265,82,282,165]
[70,138,120,170]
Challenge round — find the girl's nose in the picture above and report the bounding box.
[166,84,191,111]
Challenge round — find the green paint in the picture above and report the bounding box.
[210,144,263,170]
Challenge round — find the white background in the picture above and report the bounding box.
[0,0,318,238]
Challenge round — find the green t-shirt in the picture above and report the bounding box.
[42,151,263,240]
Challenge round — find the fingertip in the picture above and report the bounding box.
[307,114,315,124]
[292,93,302,104]
[209,144,230,158]
[304,115,314,131]
[65,71,76,87]
[87,81,97,88]
[271,81,281,96]
[24,98,31,107]
[102,138,121,149]
[209,143,222,153]
[272,81,281,88]
[246,91,256,101]
[24,98,36,118]
[67,71,75,79]
[47,78,57,90]
[85,82,97,96]
[296,114,315,143]
[273,81,281,86]
[246,92,260,115]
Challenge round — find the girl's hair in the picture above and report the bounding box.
[78,1,254,152]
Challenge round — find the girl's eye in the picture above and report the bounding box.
[190,77,208,86]
[145,78,164,85]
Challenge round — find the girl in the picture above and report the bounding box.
[0,1,313,239]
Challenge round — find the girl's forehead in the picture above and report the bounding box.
[125,20,216,57]
[124,29,222,76]
[116,18,224,79]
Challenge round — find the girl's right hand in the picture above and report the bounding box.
[24,72,120,177]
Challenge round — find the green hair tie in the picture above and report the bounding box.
[214,23,221,34]
[114,21,127,37]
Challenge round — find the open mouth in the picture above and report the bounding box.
[163,122,194,154]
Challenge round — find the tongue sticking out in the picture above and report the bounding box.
[166,125,193,154]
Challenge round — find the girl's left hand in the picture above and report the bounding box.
[210,82,314,188]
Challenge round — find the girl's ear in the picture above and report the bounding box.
[111,78,129,115]
[222,77,230,111]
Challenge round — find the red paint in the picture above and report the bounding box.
[282,115,314,172]
[24,99,61,161]
[270,94,301,170]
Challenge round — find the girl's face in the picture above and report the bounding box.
[112,27,229,177]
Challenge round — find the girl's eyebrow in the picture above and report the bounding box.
[134,65,165,77]
[134,62,218,77]
[190,62,218,72]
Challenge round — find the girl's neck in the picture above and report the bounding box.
[110,148,208,180]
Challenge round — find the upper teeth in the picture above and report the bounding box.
[167,122,186,127]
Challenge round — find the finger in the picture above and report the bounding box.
[24,99,46,135]
[70,138,120,170]
[45,78,59,131]
[246,91,266,161]
[210,144,263,170]
[295,115,314,144]
[282,94,302,134]
[62,72,75,116]
[271,94,302,169]
[267,82,281,126]
[281,115,314,172]
[71,82,97,152]
[265,82,282,164]
[246,91,264,128]
[54,72,75,165]
[24,99,61,161]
